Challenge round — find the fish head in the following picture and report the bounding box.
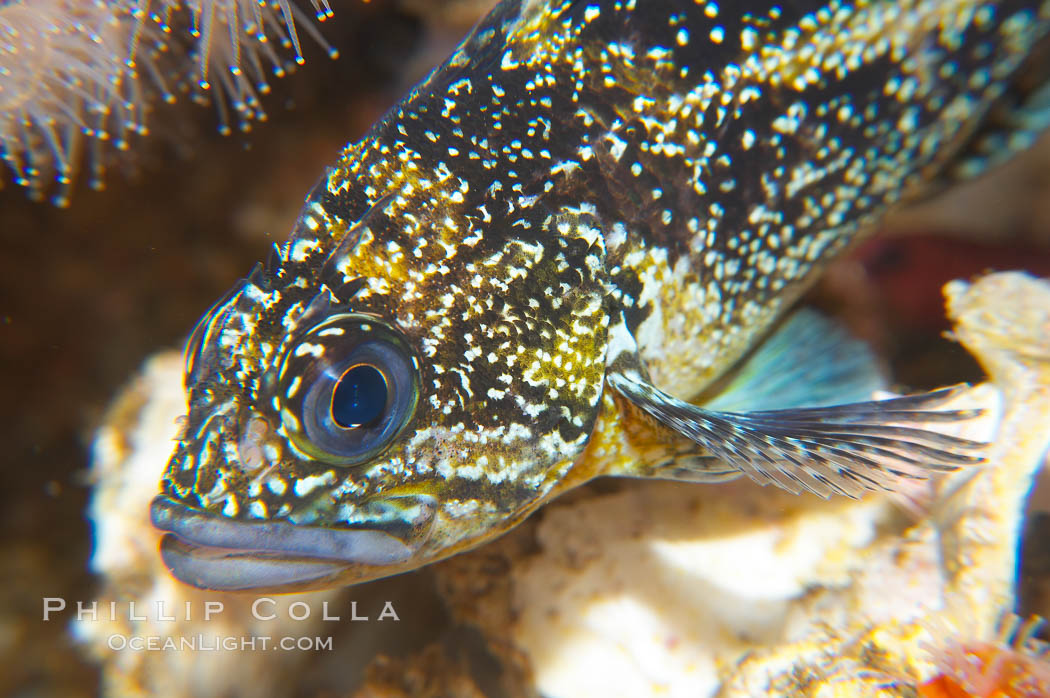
[152,147,612,591]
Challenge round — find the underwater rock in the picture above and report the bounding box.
[78,272,1050,697]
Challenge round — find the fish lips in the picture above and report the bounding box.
[150,496,424,591]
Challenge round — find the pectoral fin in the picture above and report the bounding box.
[610,373,983,498]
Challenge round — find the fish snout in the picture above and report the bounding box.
[149,493,438,591]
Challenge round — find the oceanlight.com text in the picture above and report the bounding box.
[106,634,335,652]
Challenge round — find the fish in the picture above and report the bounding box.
[150,0,1050,592]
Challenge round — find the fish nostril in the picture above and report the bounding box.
[237,416,277,472]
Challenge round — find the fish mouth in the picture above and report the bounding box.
[150,496,424,591]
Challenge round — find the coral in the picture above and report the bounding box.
[0,0,335,206]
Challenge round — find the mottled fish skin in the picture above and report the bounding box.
[155,0,1050,590]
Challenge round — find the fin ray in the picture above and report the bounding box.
[610,374,984,499]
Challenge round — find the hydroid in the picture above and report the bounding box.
[149,0,338,134]
[0,0,335,206]
[0,0,146,206]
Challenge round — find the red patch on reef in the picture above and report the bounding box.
[919,639,1050,698]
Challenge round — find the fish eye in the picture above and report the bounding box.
[331,364,388,428]
[277,314,419,464]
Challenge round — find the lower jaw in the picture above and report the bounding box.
[158,534,355,591]
[149,495,422,592]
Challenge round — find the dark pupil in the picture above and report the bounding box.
[331,364,388,428]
